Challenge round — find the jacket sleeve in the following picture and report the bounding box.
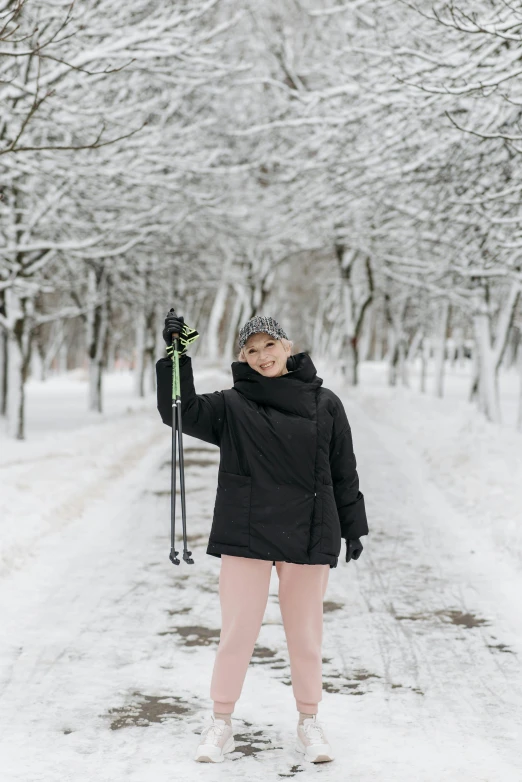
[155,354,225,447]
[329,399,368,540]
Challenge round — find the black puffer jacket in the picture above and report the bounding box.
[156,352,367,568]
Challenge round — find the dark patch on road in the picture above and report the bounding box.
[321,662,423,697]
[167,606,192,616]
[352,669,380,681]
[395,611,435,622]
[323,681,362,694]
[161,449,219,471]
[159,624,221,646]
[168,573,190,590]
[230,728,280,759]
[252,645,277,660]
[270,662,288,670]
[323,601,344,613]
[182,455,219,468]
[487,643,515,654]
[322,667,380,695]
[438,610,489,628]
[389,683,424,696]
[250,644,287,668]
[395,609,489,629]
[107,692,191,730]
[150,488,201,496]
[185,533,208,545]
[279,765,305,777]
[196,580,219,594]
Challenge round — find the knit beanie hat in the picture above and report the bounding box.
[238,315,288,350]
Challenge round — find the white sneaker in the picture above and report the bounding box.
[194,715,235,763]
[296,715,334,763]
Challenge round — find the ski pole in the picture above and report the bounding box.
[169,332,194,566]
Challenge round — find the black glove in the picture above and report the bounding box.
[162,308,184,346]
[345,538,363,562]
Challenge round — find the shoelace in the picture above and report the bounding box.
[302,719,326,744]
[201,721,227,746]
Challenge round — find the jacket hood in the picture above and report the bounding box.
[231,352,323,418]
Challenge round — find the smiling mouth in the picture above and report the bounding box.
[260,361,275,369]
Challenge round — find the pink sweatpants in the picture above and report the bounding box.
[210,555,330,715]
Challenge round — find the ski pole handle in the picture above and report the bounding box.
[171,334,181,402]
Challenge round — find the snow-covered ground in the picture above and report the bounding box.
[0,360,521,781]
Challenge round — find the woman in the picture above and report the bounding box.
[156,311,368,764]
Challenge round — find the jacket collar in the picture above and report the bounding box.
[231,352,323,418]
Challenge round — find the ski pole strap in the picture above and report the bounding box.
[166,323,199,401]
[165,322,199,357]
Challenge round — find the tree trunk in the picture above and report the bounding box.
[253,268,276,316]
[453,326,465,367]
[0,328,7,416]
[155,301,166,361]
[399,337,409,387]
[387,325,399,386]
[341,333,358,385]
[469,346,479,403]
[106,333,117,374]
[517,337,522,432]
[145,307,156,394]
[434,299,450,398]
[493,281,521,383]
[31,347,44,382]
[407,327,423,363]
[190,292,207,354]
[5,291,32,439]
[223,284,245,360]
[340,278,357,385]
[384,292,408,388]
[86,266,109,413]
[472,288,500,424]
[336,248,373,385]
[373,307,387,361]
[56,324,68,373]
[206,282,229,360]
[312,286,332,357]
[420,336,430,393]
[7,331,25,439]
[329,317,344,366]
[238,284,255,332]
[134,307,146,398]
[358,303,374,363]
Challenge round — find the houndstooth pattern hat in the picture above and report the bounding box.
[238,316,288,350]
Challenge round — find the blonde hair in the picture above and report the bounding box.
[237,336,294,363]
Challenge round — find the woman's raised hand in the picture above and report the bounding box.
[162,308,185,345]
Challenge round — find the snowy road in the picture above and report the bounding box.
[1,370,521,781]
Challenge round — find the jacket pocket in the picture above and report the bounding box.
[318,484,342,556]
[210,471,251,547]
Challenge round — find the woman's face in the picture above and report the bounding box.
[243,332,290,377]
